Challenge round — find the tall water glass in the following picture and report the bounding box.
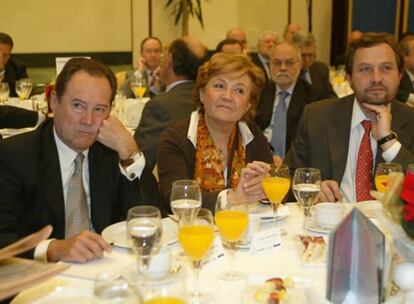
[127,206,162,277]
[0,83,9,103]
[215,192,248,281]
[292,168,321,234]
[170,180,202,223]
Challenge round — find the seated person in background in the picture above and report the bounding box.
[158,53,272,212]
[396,34,414,105]
[0,58,161,263]
[120,36,163,98]
[134,37,206,172]
[285,33,414,203]
[215,38,243,54]
[250,31,279,83]
[294,32,337,100]
[283,23,302,43]
[0,32,28,97]
[255,42,318,163]
[226,27,248,54]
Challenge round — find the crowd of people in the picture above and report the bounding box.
[1,24,414,265]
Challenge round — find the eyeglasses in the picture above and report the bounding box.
[271,60,298,68]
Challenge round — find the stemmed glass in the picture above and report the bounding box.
[0,83,9,104]
[215,192,248,281]
[375,162,403,193]
[15,78,32,100]
[178,208,214,303]
[261,164,290,226]
[130,72,147,101]
[170,180,202,223]
[127,206,162,277]
[292,168,321,234]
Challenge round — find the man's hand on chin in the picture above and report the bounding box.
[46,230,112,263]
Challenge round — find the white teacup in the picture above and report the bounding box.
[147,245,171,278]
[315,202,344,229]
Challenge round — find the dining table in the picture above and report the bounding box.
[11,203,332,304]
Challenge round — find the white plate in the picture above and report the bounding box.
[306,222,332,234]
[122,263,185,285]
[243,276,311,304]
[102,218,178,248]
[12,278,92,304]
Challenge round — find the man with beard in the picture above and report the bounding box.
[285,33,414,203]
[255,42,317,163]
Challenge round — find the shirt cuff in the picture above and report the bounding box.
[119,152,146,180]
[381,140,402,162]
[34,238,55,262]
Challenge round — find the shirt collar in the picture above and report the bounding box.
[187,110,254,148]
[166,79,192,92]
[53,127,89,169]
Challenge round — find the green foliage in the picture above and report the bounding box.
[165,0,205,28]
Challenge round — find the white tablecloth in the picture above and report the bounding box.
[12,204,332,303]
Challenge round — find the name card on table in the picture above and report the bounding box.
[327,208,386,304]
[249,227,281,255]
[203,236,225,266]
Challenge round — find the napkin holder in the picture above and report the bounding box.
[327,208,386,304]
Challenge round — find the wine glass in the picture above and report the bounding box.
[94,272,142,303]
[178,208,214,303]
[15,78,32,100]
[170,179,202,223]
[292,168,321,234]
[215,192,248,281]
[261,164,290,226]
[130,72,147,101]
[375,162,403,193]
[0,82,9,104]
[127,206,162,277]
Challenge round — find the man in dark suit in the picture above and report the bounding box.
[255,42,316,163]
[0,58,160,263]
[134,37,206,171]
[250,31,279,83]
[296,33,337,100]
[0,32,28,97]
[286,33,414,203]
[396,35,414,105]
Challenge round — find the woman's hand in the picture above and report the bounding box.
[231,161,271,204]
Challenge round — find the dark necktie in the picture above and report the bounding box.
[355,120,373,202]
[65,153,90,237]
[270,91,289,158]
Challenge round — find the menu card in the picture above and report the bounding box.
[327,208,385,304]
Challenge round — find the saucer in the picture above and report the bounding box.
[122,263,185,285]
[306,222,332,234]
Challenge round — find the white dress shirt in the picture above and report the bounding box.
[340,98,401,202]
[34,128,146,261]
[263,83,295,143]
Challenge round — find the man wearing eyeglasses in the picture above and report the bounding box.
[255,42,318,163]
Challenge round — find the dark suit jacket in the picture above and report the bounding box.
[134,81,195,171]
[301,61,337,100]
[0,105,38,129]
[396,70,413,103]
[157,117,273,212]
[255,79,317,154]
[285,95,414,184]
[250,52,270,83]
[4,59,28,97]
[0,119,162,257]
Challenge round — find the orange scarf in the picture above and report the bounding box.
[194,113,246,192]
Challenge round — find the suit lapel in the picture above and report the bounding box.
[326,96,354,182]
[39,121,65,234]
[256,82,276,129]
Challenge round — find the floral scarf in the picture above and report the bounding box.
[194,113,245,192]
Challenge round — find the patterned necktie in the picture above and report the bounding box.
[270,91,289,158]
[355,120,373,202]
[65,153,90,238]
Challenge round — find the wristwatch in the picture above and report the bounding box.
[120,151,142,167]
[377,131,397,146]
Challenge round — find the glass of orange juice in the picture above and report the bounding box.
[130,79,147,101]
[375,162,403,193]
[215,194,248,281]
[178,208,214,303]
[262,164,290,226]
